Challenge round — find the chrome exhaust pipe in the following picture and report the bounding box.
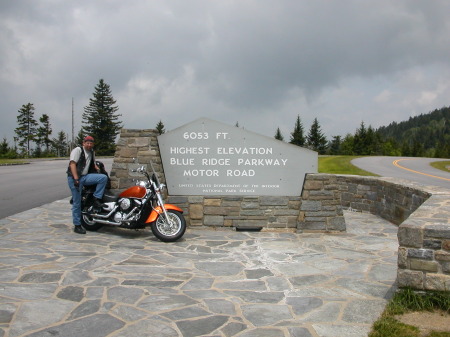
[95,206,118,219]
[90,218,122,226]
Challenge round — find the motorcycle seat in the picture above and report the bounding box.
[102,189,120,203]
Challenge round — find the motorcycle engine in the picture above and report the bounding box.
[102,202,116,212]
[118,198,132,212]
[113,212,126,222]
[115,198,143,223]
[112,199,133,223]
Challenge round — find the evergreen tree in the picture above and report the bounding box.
[381,138,400,156]
[0,138,9,156]
[353,121,367,155]
[401,141,411,156]
[377,106,450,157]
[340,134,355,155]
[82,79,123,155]
[156,120,165,135]
[328,135,341,155]
[366,126,379,155]
[37,114,52,153]
[306,118,327,154]
[289,115,305,146]
[411,139,424,157]
[51,131,69,157]
[75,129,85,146]
[15,103,38,157]
[434,139,450,158]
[0,138,17,159]
[274,127,284,141]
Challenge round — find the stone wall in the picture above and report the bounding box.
[167,195,302,230]
[297,174,431,232]
[110,128,450,291]
[337,175,432,224]
[299,174,345,232]
[397,193,450,291]
[110,129,165,190]
[301,173,449,291]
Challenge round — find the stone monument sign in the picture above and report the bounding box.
[158,118,317,196]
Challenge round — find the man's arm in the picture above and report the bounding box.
[69,161,80,185]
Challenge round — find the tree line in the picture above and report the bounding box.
[2,79,448,159]
[1,79,122,159]
[273,107,449,158]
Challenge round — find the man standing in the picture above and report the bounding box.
[67,136,107,234]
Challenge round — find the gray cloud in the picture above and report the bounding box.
[1,0,450,144]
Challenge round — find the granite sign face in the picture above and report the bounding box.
[158,118,317,196]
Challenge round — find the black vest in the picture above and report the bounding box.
[67,146,96,177]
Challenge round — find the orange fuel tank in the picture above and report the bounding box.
[119,185,146,199]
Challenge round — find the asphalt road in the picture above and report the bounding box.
[0,158,113,219]
[351,156,450,190]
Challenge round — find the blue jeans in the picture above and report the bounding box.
[68,173,108,226]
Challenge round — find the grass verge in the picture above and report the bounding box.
[318,156,377,176]
[369,288,450,337]
[0,159,30,165]
[430,161,450,173]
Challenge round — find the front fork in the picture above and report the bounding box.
[156,191,171,222]
[145,191,184,224]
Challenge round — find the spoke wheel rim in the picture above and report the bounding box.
[156,213,182,236]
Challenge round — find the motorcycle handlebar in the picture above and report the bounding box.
[131,166,146,173]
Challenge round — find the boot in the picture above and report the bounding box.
[93,198,103,209]
[74,225,86,234]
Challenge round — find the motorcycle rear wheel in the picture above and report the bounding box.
[81,207,104,231]
[151,210,186,242]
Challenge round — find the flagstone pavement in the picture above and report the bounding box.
[0,198,399,337]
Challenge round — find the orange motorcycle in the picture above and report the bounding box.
[81,162,186,242]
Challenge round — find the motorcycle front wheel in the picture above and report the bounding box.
[151,210,186,242]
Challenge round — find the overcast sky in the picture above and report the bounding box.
[1,1,450,145]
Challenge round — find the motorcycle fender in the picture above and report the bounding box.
[145,204,184,223]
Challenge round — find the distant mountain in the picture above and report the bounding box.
[376,106,450,157]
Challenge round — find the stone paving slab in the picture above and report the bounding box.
[0,198,399,337]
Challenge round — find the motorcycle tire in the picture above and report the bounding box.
[151,210,186,242]
[81,207,104,231]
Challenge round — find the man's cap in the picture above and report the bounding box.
[84,136,95,142]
